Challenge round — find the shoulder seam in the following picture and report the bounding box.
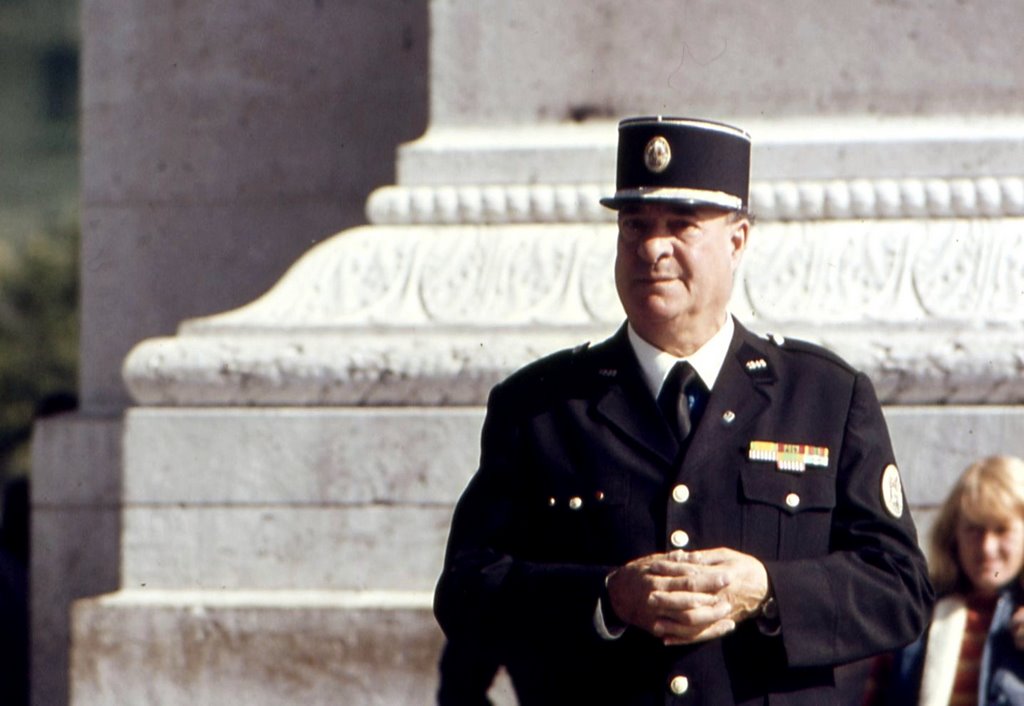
[768,335,856,373]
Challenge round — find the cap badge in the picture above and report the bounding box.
[644,136,672,173]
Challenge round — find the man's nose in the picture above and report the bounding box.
[637,233,673,263]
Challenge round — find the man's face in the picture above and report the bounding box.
[614,203,748,348]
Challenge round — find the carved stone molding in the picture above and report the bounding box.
[738,219,1024,323]
[366,177,1024,225]
[123,220,1024,407]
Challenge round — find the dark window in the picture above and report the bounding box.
[40,45,78,121]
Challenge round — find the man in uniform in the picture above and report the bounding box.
[434,116,933,705]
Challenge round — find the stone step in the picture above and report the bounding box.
[70,590,515,706]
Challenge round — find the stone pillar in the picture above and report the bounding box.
[31,2,427,705]
[69,0,1024,704]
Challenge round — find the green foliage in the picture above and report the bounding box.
[0,222,79,481]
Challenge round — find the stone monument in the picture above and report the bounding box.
[30,2,428,705]
[48,1,1024,704]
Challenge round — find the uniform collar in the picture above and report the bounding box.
[627,315,734,398]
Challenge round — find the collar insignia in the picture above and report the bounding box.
[745,358,767,372]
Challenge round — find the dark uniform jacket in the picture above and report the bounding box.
[435,320,933,706]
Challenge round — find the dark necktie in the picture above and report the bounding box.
[656,361,706,443]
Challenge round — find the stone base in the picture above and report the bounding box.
[70,590,516,706]
[30,414,123,706]
[118,408,484,591]
[114,405,1024,593]
[54,405,1024,705]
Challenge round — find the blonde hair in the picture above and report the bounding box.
[928,455,1024,597]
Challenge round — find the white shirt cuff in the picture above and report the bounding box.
[593,597,627,640]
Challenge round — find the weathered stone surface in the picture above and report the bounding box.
[428,0,1024,125]
[120,406,1024,510]
[73,405,1024,703]
[389,118,1024,194]
[46,6,428,701]
[122,408,482,504]
[118,409,481,591]
[120,506,453,591]
[79,0,429,411]
[71,591,516,706]
[886,407,1024,506]
[30,416,123,706]
[32,507,120,706]
[31,414,123,506]
[108,406,1024,595]
[58,2,1024,705]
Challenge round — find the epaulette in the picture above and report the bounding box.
[764,332,854,372]
[519,340,591,381]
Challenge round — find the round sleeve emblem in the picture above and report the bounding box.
[880,463,904,518]
[644,136,672,173]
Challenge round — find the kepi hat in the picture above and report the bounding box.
[600,116,751,212]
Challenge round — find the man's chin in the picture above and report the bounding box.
[630,303,681,326]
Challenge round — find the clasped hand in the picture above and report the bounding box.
[606,547,770,646]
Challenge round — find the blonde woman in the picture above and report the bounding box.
[873,455,1024,705]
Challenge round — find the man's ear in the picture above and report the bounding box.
[730,218,750,262]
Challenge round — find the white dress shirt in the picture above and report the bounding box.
[595,315,734,639]
[626,315,734,399]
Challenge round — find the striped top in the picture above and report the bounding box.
[948,592,999,706]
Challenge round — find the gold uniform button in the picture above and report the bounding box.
[670,530,690,548]
[670,675,689,695]
[672,484,690,503]
[785,492,801,508]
